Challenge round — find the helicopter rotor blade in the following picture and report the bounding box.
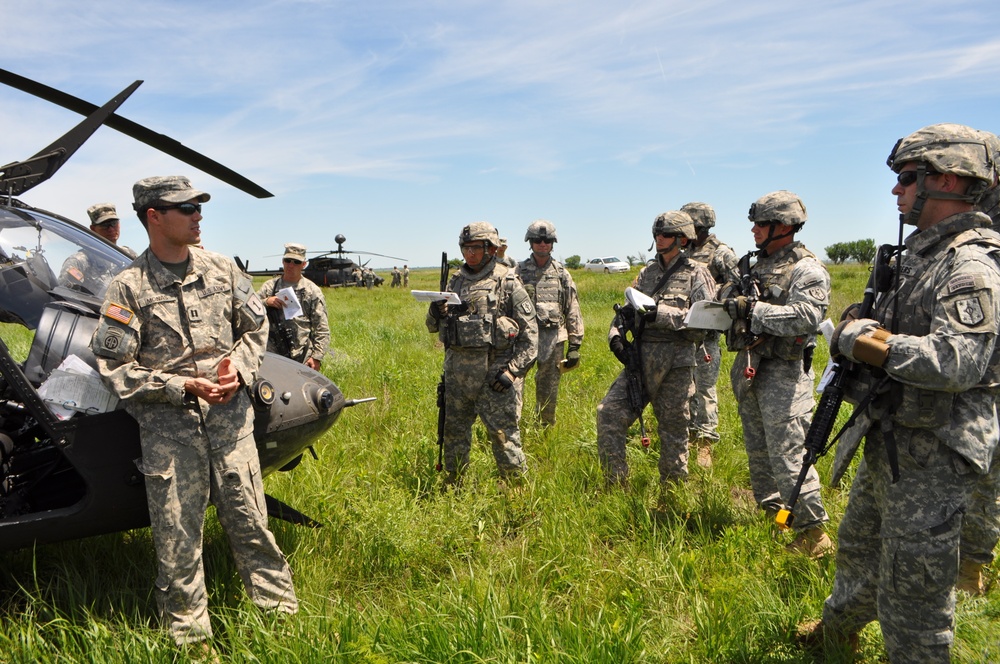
[0,68,273,199]
[0,79,142,197]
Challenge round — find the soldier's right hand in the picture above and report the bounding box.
[609,336,629,365]
[840,302,862,322]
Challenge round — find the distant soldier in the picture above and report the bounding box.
[426,222,538,483]
[801,124,1000,662]
[87,203,138,259]
[597,211,715,486]
[391,266,402,288]
[516,220,584,427]
[352,266,362,286]
[721,191,832,558]
[257,243,330,370]
[363,267,375,289]
[403,264,410,287]
[59,203,137,294]
[496,236,516,268]
[681,201,738,467]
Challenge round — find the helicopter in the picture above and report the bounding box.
[237,234,407,288]
[0,69,372,551]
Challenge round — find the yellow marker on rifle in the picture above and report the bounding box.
[775,508,793,530]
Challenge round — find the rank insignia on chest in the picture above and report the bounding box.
[956,297,985,326]
[187,306,202,322]
[104,303,134,325]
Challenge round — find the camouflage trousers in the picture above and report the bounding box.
[442,348,526,478]
[137,428,298,645]
[823,428,979,663]
[733,356,828,531]
[689,331,721,441]
[518,330,564,427]
[596,342,694,484]
[961,441,1000,565]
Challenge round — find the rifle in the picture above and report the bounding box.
[435,251,449,471]
[265,297,295,358]
[776,244,896,529]
[612,288,657,448]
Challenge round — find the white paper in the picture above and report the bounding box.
[624,287,656,312]
[684,301,732,331]
[816,319,838,394]
[411,290,462,304]
[38,355,119,419]
[276,286,303,320]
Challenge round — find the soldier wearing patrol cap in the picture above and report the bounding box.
[680,202,738,467]
[596,211,715,486]
[426,221,538,484]
[87,202,137,259]
[516,219,585,427]
[91,175,297,648]
[720,191,833,558]
[257,242,330,370]
[800,125,1000,661]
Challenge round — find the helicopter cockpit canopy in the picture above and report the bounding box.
[0,205,133,329]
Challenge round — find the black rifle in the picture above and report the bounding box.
[732,250,762,346]
[612,304,651,448]
[435,252,449,471]
[266,300,295,358]
[776,244,896,529]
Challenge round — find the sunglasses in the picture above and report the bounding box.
[94,220,120,228]
[531,238,554,244]
[283,258,304,265]
[153,202,202,215]
[461,244,487,253]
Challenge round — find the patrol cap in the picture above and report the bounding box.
[87,202,119,226]
[651,210,696,240]
[283,243,307,261]
[680,202,716,229]
[459,221,500,247]
[132,175,211,211]
[748,191,807,228]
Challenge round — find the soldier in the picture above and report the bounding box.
[257,243,330,370]
[515,220,584,427]
[363,267,375,289]
[403,264,410,287]
[59,203,138,294]
[496,236,516,268]
[87,203,138,259]
[721,191,832,557]
[596,211,715,486]
[426,222,538,483]
[680,202,738,467]
[391,266,402,288]
[800,124,1000,661]
[91,176,297,648]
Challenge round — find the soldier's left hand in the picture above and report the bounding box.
[491,368,515,392]
[564,344,581,369]
[641,306,657,323]
[723,296,754,322]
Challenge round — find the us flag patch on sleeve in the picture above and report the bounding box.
[104,303,134,325]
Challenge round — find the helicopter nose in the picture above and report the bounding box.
[309,386,335,413]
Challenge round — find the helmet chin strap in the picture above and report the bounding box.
[755,224,794,255]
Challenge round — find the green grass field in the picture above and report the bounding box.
[1,264,997,663]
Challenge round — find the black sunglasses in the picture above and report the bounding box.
[531,238,554,244]
[283,258,304,265]
[153,202,202,215]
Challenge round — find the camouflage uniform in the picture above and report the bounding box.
[597,212,715,484]
[516,249,584,426]
[426,252,538,479]
[257,275,330,365]
[403,265,410,287]
[819,125,1000,662]
[58,249,121,295]
[92,179,296,645]
[724,232,831,532]
[391,267,402,287]
[363,268,375,289]
[683,203,738,444]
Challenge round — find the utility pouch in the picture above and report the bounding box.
[893,385,953,429]
[454,314,493,348]
[493,315,520,350]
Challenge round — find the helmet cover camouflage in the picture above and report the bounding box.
[680,202,716,229]
[524,219,558,243]
[886,124,998,198]
[459,221,500,248]
[651,210,696,240]
[748,190,807,228]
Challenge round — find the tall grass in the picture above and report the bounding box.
[0,263,996,662]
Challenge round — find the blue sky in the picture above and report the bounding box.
[3,1,1000,270]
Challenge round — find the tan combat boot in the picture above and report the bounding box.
[786,526,835,559]
[795,619,859,654]
[957,559,985,595]
[688,437,713,468]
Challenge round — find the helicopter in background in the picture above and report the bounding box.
[0,68,372,551]
[237,234,406,287]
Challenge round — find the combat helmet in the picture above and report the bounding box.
[680,202,716,229]
[524,219,558,243]
[459,221,500,248]
[748,190,807,229]
[976,130,1000,227]
[651,210,696,240]
[887,123,998,224]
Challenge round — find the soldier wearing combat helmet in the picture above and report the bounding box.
[720,191,833,558]
[801,124,1000,662]
[427,221,538,484]
[515,220,584,427]
[680,202,738,467]
[596,210,715,486]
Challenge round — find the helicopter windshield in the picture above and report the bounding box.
[0,206,134,328]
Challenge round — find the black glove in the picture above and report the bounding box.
[618,303,636,322]
[641,306,657,323]
[723,296,754,323]
[829,320,849,360]
[564,344,581,369]
[840,302,862,322]
[491,368,515,392]
[429,301,446,320]
[609,336,629,365]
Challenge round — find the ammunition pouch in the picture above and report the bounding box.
[493,315,520,350]
[892,383,954,429]
[451,314,494,349]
